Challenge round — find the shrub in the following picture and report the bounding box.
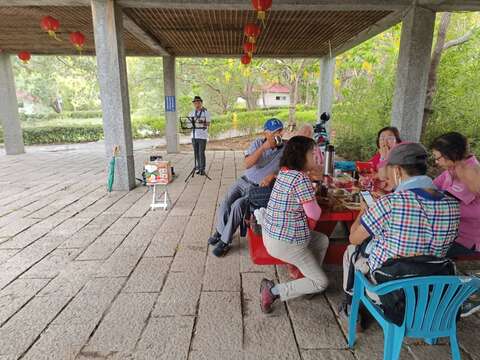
[4,125,105,145]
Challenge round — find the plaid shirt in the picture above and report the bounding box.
[264,169,316,244]
[361,189,460,271]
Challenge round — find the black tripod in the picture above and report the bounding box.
[180,116,212,182]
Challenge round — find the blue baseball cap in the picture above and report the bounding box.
[264,118,284,132]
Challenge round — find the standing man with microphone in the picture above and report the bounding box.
[189,96,211,175]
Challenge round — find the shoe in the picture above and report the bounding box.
[338,299,362,333]
[195,169,200,174]
[212,241,230,257]
[208,232,221,246]
[260,278,279,313]
[461,296,480,318]
[199,170,205,176]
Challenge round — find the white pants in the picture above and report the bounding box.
[263,231,329,301]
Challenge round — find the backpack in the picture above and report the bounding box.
[371,255,456,326]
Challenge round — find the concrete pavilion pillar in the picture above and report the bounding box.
[0,54,25,155]
[163,56,178,154]
[391,6,436,142]
[91,0,135,190]
[317,56,336,133]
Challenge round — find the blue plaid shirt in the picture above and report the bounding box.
[263,169,316,244]
[361,189,460,271]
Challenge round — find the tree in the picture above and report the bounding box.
[421,12,479,139]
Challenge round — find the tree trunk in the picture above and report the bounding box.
[287,60,307,131]
[421,12,452,140]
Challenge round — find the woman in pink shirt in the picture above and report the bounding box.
[432,132,480,257]
[370,126,402,171]
[432,132,480,318]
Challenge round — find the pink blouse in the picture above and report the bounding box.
[434,156,480,250]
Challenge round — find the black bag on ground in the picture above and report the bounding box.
[371,255,456,326]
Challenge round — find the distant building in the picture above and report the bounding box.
[258,84,290,108]
[16,90,48,115]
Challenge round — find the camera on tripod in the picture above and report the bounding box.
[314,112,330,151]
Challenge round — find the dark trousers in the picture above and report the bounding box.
[192,138,207,171]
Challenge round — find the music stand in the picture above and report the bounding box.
[179,116,212,182]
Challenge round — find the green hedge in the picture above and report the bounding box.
[0,125,104,145]
[20,110,103,122]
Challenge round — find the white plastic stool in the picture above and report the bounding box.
[149,183,171,211]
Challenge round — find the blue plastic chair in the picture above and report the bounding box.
[348,271,480,360]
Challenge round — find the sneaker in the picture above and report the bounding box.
[208,232,221,246]
[461,297,480,318]
[212,241,230,257]
[338,299,362,332]
[260,278,278,313]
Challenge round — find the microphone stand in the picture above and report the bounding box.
[181,116,212,183]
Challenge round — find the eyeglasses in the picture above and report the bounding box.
[431,154,444,162]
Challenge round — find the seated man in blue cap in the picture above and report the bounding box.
[209,118,285,257]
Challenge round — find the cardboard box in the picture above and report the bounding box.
[144,161,173,185]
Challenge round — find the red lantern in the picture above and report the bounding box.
[18,51,31,64]
[69,31,85,52]
[252,0,272,21]
[243,42,256,56]
[40,16,60,39]
[241,54,252,65]
[244,23,261,43]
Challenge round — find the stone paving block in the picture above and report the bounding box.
[121,192,151,218]
[48,217,91,237]
[95,254,143,278]
[38,260,102,297]
[76,234,126,261]
[0,226,49,250]
[189,351,244,360]
[152,272,202,317]
[53,277,125,326]
[84,293,157,353]
[407,344,468,360]
[277,267,346,350]
[21,248,83,279]
[0,278,50,326]
[59,230,102,249]
[170,202,195,217]
[103,217,140,236]
[22,323,92,360]
[123,257,171,293]
[203,238,240,292]
[159,216,190,235]
[0,295,72,358]
[242,272,301,360]
[0,249,18,264]
[0,217,39,238]
[301,350,355,360]
[135,316,194,360]
[192,292,243,353]
[456,311,480,359]
[170,246,206,273]
[144,231,182,258]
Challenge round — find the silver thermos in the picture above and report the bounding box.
[323,145,335,176]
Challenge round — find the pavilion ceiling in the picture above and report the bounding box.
[0,5,392,57]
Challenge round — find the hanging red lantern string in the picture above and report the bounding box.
[69,31,86,53]
[241,53,252,65]
[18,51,31,64]
[252,0,272,21]
[244,23,261,44]
[243,42,256,57]
[40,16,61,40]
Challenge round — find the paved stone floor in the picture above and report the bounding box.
[0,144,479,360]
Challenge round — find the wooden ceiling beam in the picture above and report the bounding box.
[122,13,171,55]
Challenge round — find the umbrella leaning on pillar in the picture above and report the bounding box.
[107,145,120,192]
